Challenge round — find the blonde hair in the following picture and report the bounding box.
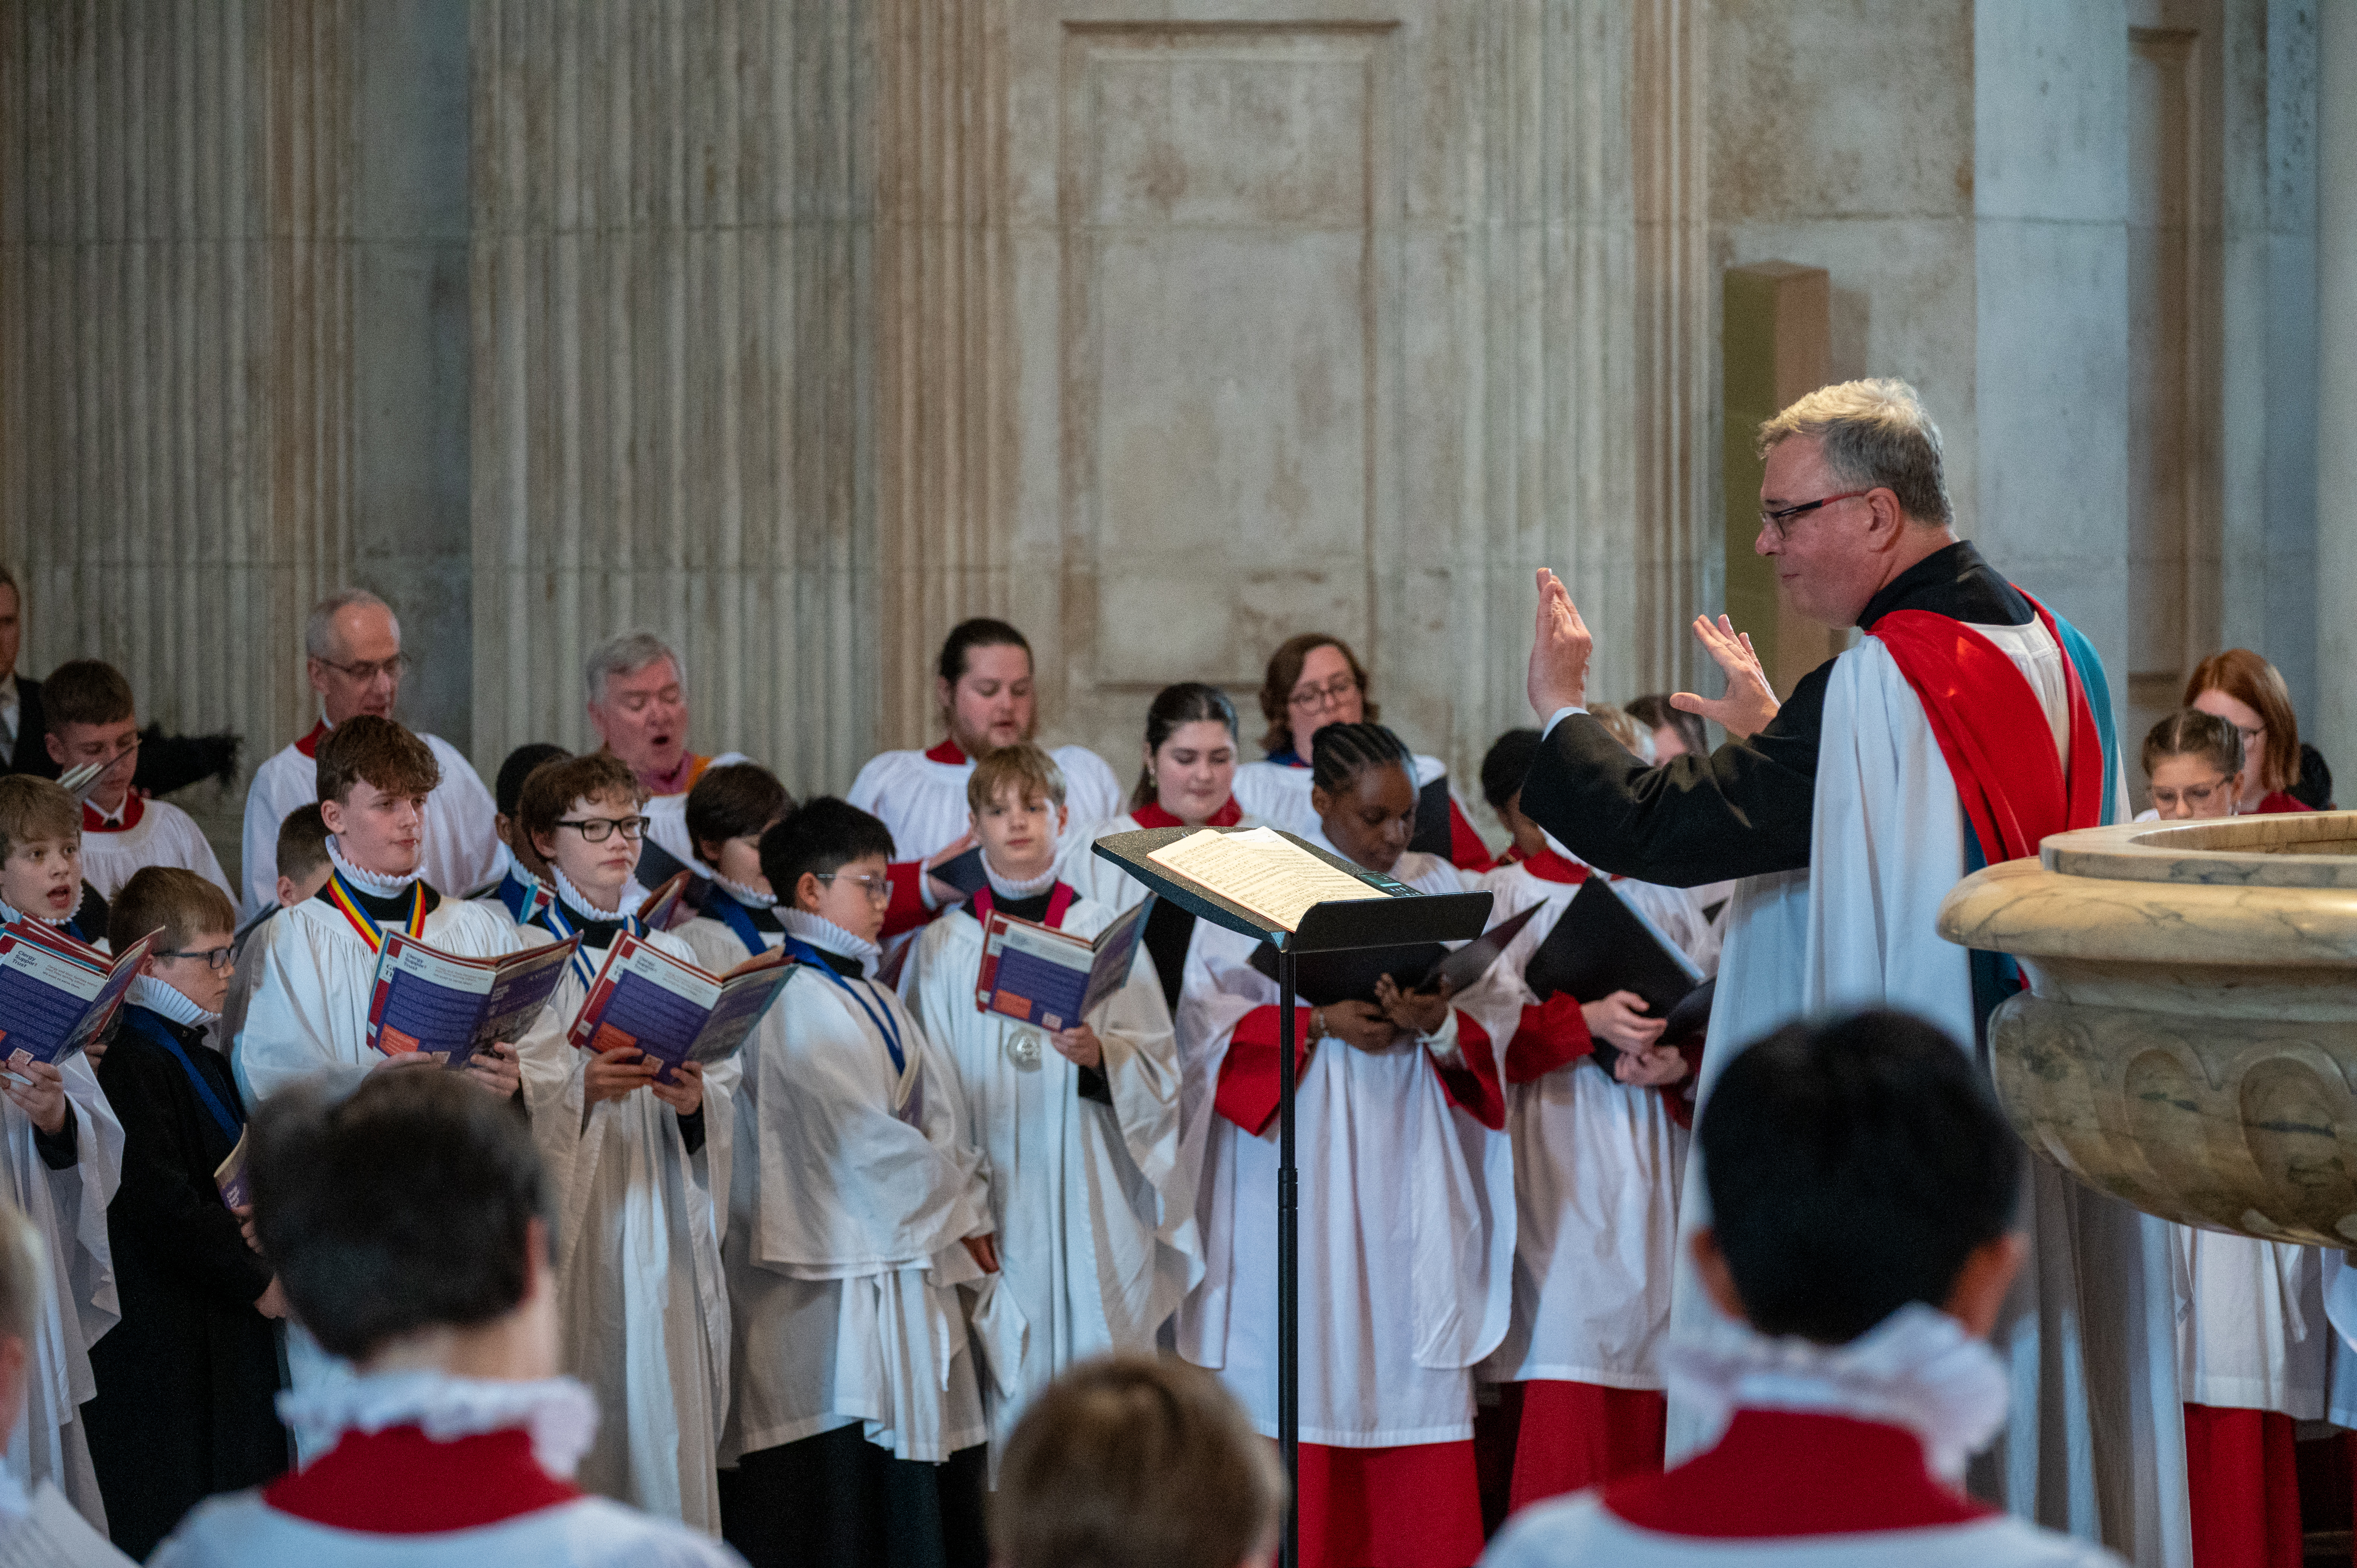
[1756,377,1952,527]
[968,743,1066,815]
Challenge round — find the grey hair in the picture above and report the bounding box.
[304,589,398,661]
[0,1199,47,1347]
[1755,377,1953,528]
[584,630,685,708]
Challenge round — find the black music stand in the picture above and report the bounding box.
[1091,826,1491,1568]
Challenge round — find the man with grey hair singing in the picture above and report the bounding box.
[581,631,749,887]
[1518,379,2186,1564]
[238,590,499,918]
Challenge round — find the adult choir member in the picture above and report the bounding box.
[2184,649,2328,814]
[583,633,750,891]
[1519,379,2184,1563]
[238,590,499,918]
[1067,682,1262,1013]
[849,618,1123,935]
[1230,633,1492,871]
[1177,722,1519,1568]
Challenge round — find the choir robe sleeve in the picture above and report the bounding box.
[1520,661,1835,888]
[1070,920,1201,1295]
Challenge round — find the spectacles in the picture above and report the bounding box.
[314,653,411,683]
[1759,489,1878,538]
[815,872,895,905]
[554,816,651,843]
[1287,675,1360,713]
[157,945,234,972]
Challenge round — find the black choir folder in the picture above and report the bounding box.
[1244,901,1542,1006]
[1523,878,1709,1075]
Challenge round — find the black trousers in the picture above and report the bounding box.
[720,1424,988,1568]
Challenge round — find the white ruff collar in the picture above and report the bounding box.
[0,898,68,930]
[328,837,419,897]
[1666,1303,2008,1480]
[278,1371,600,1478]
[983,857,1060,900]
[781,909,880,970]
[712,871,777,909]
[551,866,626,922]
[129,974,221,1029]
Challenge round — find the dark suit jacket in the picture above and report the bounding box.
[7,673,242,796]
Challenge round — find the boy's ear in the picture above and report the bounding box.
[794,870,825,912]
[41,733,65,768]
[1942,1233,2027,1340]
[318,797,346,837]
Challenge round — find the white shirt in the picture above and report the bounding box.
[848,743,1126,866]
[238,727,501,918]
[76,794,235,904]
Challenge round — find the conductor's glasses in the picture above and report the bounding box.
[554,816,652,843]
[1760,488,1877,539]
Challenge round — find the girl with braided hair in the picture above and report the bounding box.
[1173,720,1522,1568]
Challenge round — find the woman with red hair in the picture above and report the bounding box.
[2183,650,2332,814]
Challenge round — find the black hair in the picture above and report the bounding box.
[1308,721,1412,798]
[1133,682,1241,809]
[1701,1009,2021,1344]
[686,762,794,860]
[249,1070,546,1362]
[1480,728,1541,811]
[1625,695,1707,761]
[759,795,898,898]
[937,618,1032,686]
[495,742,569,819]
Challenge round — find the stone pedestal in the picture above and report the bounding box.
[1940,813,2357,1247]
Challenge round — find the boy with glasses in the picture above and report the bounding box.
[88,868,288,1557]
[238,589,499,919]
[718,796,996,1568]
[43,659,233,903]
[507,753,733,1530]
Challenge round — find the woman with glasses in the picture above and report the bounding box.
[1231,633,1494,871]
[508,752,733,1532]
[2184,649,2331,814]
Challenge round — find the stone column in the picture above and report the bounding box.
[2316,0,2357,777]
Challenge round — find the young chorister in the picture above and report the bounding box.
[716,797,995,1568]
[1484,1012,2123,1568]
[1470,728,1716,1517]
[236,716,524,1105]
[1230,634,1493,871]
[2137,712,2327,1566]
[0,776,126,1530]
[673,763,793,978]
[220,805,332,1057]
[152,1070,742,1568]
[507,753,733,1530]
[86,869,287,1557]
[900,744,1199,1453]
[1176,722,1521,1568]
[483,741,569,921]
[41,660,235,904]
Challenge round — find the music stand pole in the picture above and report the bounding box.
[1278,946,1300,1568]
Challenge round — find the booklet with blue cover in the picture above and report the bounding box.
[365,931,578,1069]
[567,933,795,1084]
[973,899,1149,1033]
[0,924,154,1080]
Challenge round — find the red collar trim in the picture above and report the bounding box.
[293,719,331,760]
[1518,846,1591,885]
[1132,798,1244,831]
[81,791,146,834]
[1604,1410,1992,1538]
[973,881,1079,929]
[638,751,711,799]
[926,738,970,766]
[2257,791,2313,815]
[264,1425,581,1534]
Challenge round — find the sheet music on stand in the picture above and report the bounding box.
[1092,824,1490,1568]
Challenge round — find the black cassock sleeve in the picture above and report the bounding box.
[1519,659,1837,889]
[101,1047,273,1309]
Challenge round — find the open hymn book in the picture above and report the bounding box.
[1145,826,1397,933]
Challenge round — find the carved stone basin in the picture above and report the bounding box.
[1937,812,2357,1248]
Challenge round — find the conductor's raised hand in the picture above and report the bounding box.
[463,1039,524,1100]
[1527,569,1594,720]
[3,1061,67,1137]
[1321,999,1398,1055]
[1671,614,1779,741]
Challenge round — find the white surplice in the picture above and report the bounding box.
[2173,1229,2324,1419]
[847,744,1126,863]
[1474,854,1714,1392]
[1175,836,1520,1447]
[899,888,1201,1450]
[238,731,500,919]
[1674,625,2188,1565]
[0,1023,123,1534]
[509,925,736,1531]
[77,796,234,904]
[717,933,991,1464]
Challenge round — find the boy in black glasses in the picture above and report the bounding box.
[88,866,288,1557]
